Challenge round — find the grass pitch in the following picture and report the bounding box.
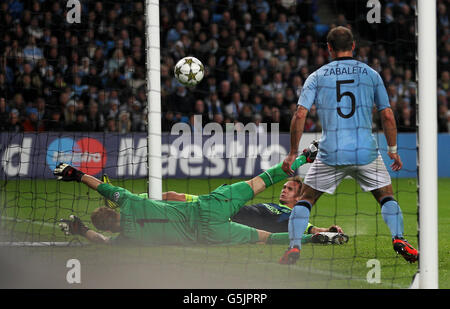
[1,177,448,289]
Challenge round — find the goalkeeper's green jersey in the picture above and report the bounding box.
[98,183,201,245]
[97,182,260,245]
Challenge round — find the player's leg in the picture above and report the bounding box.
[371,184,404,239]
[249,141,318,196]
[288,158,345,250]
[356,156,418,263]
[280,185,324,264]
[252,150,312,196]
[214,227,314,245]
[264,231,314,244]
[204,223,302,245]
[371,184,418,263]
[208,154,310,219]
[280,160,347,264]
[288,184,323,249]
[200,142,319,239]
[355,155,405,238]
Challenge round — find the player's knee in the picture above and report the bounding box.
[299,184,321,204]
[291,201,312,218]
[246,177,265,195]
[380,196,403,217]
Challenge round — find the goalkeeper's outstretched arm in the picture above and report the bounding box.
[53,162,103,190]
[84,230,111,244]
[81,174,103,191]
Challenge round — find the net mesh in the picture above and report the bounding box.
[0,0,423,288]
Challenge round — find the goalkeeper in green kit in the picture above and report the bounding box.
[56,141,329,246]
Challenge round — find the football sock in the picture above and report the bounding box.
[288,201,312,249]
[258,156,306,188]
[266,233,313,245]
[380,197,404,239]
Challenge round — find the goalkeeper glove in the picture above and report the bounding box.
[54,163,85,182]
[59,215,90,236]
[302,140,319,163]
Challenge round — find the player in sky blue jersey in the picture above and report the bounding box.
[280,26,418,265]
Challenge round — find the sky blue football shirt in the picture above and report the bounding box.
[298,57,391,166]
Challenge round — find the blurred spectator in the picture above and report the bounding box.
[238,104,253,125]
[118,110,132,133]
[64,100,77,128]
[399,106,415,132]
[162,110,176,132]
[105,116,118,133]
[22,107,45,132]
[86,101,105,132]
[204,92,224,120]
[66,111,90,132]
[225,91,244,119]
[23,36,43,64]
[5,107,22,132]
[45,109,65,132]
[438,104,449,132]
[129,99,145,132]
[218,80,232,105]
[193,99,209,126]
[0,97,9,126]
[170,85,194,115]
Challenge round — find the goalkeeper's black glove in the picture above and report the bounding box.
[59,215,90,236]
[54,163,85,182]
[302,140,319,163]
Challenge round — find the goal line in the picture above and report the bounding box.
[0,216,88,247]
[0,241,85,247]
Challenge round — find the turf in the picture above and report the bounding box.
[0,177,448,289]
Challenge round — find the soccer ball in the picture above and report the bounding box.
[174,56,205,87]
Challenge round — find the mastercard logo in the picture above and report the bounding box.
[47,137,107,176]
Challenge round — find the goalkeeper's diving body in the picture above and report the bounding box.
[102,174,348,245]
[56,141,346,246]
[280,26,418,265]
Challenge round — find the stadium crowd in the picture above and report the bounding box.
[0,0,449,133]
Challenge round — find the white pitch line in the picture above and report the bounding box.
[1,215,57,228]
[0,216,89,247]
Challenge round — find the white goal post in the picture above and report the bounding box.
[146,0,163,200]
[417,0,439,289]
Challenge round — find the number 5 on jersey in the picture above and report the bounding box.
[336,80,356,118]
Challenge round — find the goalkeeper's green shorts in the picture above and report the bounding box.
[197,181,259,245]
